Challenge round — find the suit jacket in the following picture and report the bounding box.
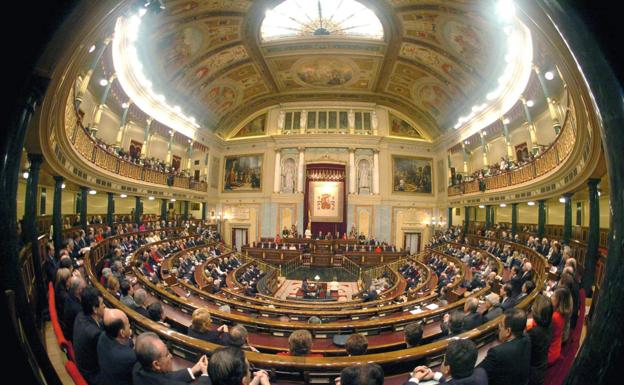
[188,327,231,346]
[462,311,483,331]
[527,325,550,385]
[63,295,82,341]
[132,363,211,385]
[441,367,488,385]
[483,305,503,322]
[478,334,531,385]
[97,333,136,385]
[73,313,103,384]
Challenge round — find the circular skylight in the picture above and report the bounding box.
[261,0,384,41]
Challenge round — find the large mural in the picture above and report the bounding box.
[223,154,263,192]
[294,57,355,87]
[233,114,266,138]
[392,156,433,194]
[389,114,423,139]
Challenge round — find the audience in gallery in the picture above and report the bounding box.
[449,148,546,187]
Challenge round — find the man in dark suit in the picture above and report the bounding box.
[500,283,518,310]
[73,286,105,385]
[461,297,483,331]
[63,276,86,341]
[97,309,136,385]
[478,308,531,385]
[132,332,210,385]
[407,339,488,384]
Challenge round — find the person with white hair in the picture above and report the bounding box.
[521,261,533,285]
[482,292,503,322]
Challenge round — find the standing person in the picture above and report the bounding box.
[548,287,572,366]
[73,286,105,385]
[478,308,531,385]
[526,295,553,385]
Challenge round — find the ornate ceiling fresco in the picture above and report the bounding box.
[136,0,506,140]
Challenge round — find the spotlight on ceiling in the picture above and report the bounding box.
[495,0,516,23]
[89,189,97,195]
[500,203,507,208]
[88,44,96,53]
[526,100,534,107]
[122,102,130,109]
[502,118,510,125]
[144,0,166,12]
[479,205,485,209]
[22,171,29,179]
[527,201,535,206]
[120,194,127,198]
[61,183,66,189]
[148,196,155,200]
[170,198,176,202]
[559,197,567,203]
[464,140,469,145]
[598,191,602,197]
[99,79,109,87]
[544,71,555,80]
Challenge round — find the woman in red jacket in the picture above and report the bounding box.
[547,287,572,365]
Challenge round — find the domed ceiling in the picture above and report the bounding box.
[136,0,506,139]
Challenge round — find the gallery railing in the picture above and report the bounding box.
[64,93,207,192]
[448,100,577,196]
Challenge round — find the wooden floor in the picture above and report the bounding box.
[44,322,74,385]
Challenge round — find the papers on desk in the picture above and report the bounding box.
[410,307,423,315]
[425,303,439,310]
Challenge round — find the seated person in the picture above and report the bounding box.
[362,287,378,302]
[276,330,323,357]
[209,347,270,385]
[132,332,209,385]
[408,339,487,385]
[461,297,483,331]
[339,364,383,385]
[329,277,340,295]
[187,308,231,345]
[440,310,465,338]
[345,334,368,356]
[227,324,259,352]
[404,322,424,348]
[147,302,169,327]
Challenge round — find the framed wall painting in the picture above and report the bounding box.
[392,155,433,194]
[223,154,263,192]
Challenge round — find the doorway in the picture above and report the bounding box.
[232,228,248,252]
[404,233,420,255]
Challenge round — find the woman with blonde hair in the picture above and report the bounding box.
[188,308,230,345]
[107,275,120,298]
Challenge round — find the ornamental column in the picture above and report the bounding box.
[348,110,355,135]
[75,37,112,110]
[372,150,380,195]
[463,206,470,235]
[24,154,45,320]
[563,193,573,244]
[447,207,453,229]
[161,199,168,222]
[165,129,175,165]
[134,196,142,225]
[273,149,281,193]
[537,199,546,238]
[115,100,132,146]
[141,118,154,158]
[479,131,488,166]
[299,110,307,134]
[106,192,114,227]
[348,148,356,194]
[583,179,600,295]
[183,201,189,220]
[52,176,64,256]
[462,142,469,174]
[79,186,88,230]
[90,73,116,137]
[485,205,491,229]
[297,147,305,193]
[533,65,562,135]
[520,96,539,155]
[501,117,514,159]
[511,203,518,235]
[186,140,193,171]
[202,202,207,221]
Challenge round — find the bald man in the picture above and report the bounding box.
[132,332,210,385]
[97,309,136,385]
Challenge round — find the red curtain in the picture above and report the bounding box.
[303,163,347,238]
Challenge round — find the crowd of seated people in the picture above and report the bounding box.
[235,264,265,296]
[398,261,424,300]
